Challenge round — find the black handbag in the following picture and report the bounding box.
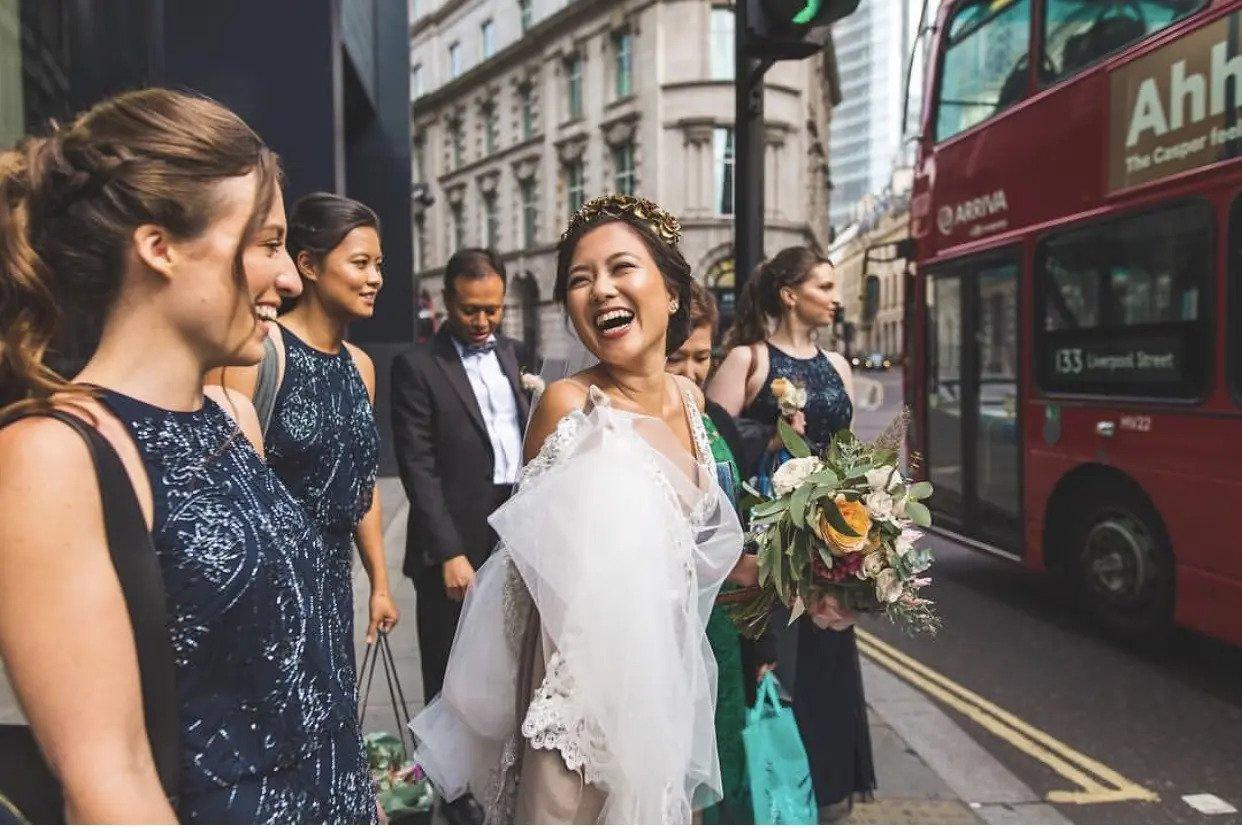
[0,410,181,823]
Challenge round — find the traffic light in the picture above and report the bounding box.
[733,0,860,306]
[743,0,862,60]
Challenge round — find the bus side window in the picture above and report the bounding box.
[1041,0,1206,83]
[935,0,1033,143]
[1036,201,1212,399]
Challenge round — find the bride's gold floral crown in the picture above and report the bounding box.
[562,194,682,247]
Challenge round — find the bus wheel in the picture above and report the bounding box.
[1067,489,1173,641]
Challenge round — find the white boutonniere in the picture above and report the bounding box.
[520,372,546,396]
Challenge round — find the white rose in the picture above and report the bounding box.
[875,568,904,604]
[866,465,898,493]
[792,387,808,409]
[864,491,894,522]
[862,551,886,579]
[887,529,919,565]
[771,456,823,498]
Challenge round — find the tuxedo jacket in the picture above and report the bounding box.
[390,328,533,575]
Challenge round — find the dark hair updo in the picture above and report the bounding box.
[554,195,694,355]
[725,245,831,349]
[286,192,380,279]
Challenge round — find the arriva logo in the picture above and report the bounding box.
[936,190,1008,235]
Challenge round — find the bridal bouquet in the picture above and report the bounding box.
[729,413,940,637]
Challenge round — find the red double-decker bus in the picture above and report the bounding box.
[907,0,1242,644]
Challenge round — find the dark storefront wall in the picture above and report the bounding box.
[5,0,412,472]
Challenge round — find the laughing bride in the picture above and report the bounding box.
[409,195,758,824]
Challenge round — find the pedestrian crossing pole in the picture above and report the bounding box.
[733,0,862,305]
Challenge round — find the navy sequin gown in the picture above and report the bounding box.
[265,324,379,691]
[100,390,375,824]
[744,343,877,809]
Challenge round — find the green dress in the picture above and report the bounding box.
[702,414,753,824]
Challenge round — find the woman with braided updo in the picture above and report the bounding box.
[0,90,374,823]
[708,246,875,822]
[411,195,760,823]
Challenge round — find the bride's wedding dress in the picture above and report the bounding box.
[410,381,744,824]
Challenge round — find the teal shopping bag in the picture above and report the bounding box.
[742,673,818,825]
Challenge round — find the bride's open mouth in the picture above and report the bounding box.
[594,307,635,340]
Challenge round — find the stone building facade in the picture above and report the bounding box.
[410,0,837,358]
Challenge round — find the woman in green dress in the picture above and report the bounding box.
[667,283,752,823]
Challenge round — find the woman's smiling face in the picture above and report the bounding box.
[563,221,675,367]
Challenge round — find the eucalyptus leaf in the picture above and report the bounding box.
[905,500,933,527]
[750,497,788,518]
[908,481,934,500]
[820,496,861,537]
[778,418,812,458]
[807,468,840,488]
[907,547,933,574]
[789,596,806,625]
[789,483,812,529]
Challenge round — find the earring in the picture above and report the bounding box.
[669,300,680,313]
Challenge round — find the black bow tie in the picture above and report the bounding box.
[464,341,496,356]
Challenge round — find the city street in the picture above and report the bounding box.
[353,369,1242,825]
[852,371,1242,825]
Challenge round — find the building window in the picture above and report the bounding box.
[449,41,462,79]
[484,106,499,154]
[612,143,636,195]
[614,30,633,98]
[481,19,495,59]
[482,192,500,249]
[412,140,425,182]
[450,123,464,170]
[450,203,466,251]
[714,127,734,215]
[566,54,583,120]
[710,7,735,81]
[521,178,538,248]
[934,0,1031,142]
[413,215,426,272]
[519,0,534,33]
[521,87,536,139]
[566,161,585,218]
[411,63,423,97]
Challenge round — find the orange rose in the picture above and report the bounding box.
[813,495,872,556]
[770,377,792,400]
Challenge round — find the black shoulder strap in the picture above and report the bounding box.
[22,411,181,803]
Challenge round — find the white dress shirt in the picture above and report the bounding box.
[453,336,523,485]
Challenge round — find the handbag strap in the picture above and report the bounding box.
[8,410,181,802]
[252,334,280,437]
[358,630,414,756]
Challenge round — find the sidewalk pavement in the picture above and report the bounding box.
[352,477,1067,825]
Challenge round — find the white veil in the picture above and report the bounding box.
[410,366,744,823]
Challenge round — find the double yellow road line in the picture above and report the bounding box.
[856,628,1159,805]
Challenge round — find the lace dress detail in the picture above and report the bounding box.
[519,651,609,784]
[510,381,716,795]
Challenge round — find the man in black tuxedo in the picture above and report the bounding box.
[391,249,533,708]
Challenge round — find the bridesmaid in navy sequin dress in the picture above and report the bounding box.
[708,247,876,818]
[0,90,373,823]
[101,392,376,823]
[218,193,397,685]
